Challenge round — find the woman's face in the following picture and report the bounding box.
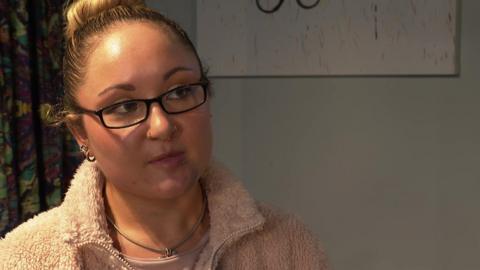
[73,22,212,200]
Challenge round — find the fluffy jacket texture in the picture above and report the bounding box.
[0,161,329,269]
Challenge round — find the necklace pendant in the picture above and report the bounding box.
[106,187,207,258]
[164,248,175,257]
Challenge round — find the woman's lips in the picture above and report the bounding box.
[148,152,185,168]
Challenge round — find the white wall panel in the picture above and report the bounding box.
[197,0,458,76]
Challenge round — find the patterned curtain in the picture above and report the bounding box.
[0,0,81,236]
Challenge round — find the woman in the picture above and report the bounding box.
[0,0,328,269]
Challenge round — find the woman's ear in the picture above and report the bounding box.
[66,114,88,146]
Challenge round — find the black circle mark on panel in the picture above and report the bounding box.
[256,0,285,14]
[297,0,321,9]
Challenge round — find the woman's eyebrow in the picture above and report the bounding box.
[163,66,194,81]
[97,66,193,96]
[98,83,135,96]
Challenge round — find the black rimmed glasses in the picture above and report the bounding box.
[75,81,209,129]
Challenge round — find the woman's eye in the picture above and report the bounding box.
[103,101,140,115]
[167,86,193,100]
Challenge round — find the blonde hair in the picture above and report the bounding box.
[58,0,207,126]
[64,0,145,40]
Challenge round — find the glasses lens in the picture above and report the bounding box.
[163,84,206,113]
[102,100,147,128]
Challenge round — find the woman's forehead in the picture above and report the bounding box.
[86,22,199,79]
[77,22,200,105]
[96,22,175,60]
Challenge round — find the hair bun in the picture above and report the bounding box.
[64,0,145,39]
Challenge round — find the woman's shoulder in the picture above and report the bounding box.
[245,202,330,269]
[1,206,63,242]
[0,206,69,268]
[255,202,320,241]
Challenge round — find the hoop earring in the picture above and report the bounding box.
[80,145,96,162]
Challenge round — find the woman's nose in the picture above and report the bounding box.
[146,103,177,140]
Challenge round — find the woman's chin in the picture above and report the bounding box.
[143,170,200,200]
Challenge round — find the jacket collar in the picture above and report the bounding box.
[199,162,265,266]
[58,161,265,255]
[59,161,111,246]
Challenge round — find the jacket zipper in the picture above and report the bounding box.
[75,241,135,270]
[209,221,264,269]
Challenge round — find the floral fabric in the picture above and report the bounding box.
[0,0,81,236]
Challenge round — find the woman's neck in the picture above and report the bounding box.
[104,180,208,258]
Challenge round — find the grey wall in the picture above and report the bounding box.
[147,1,480,269]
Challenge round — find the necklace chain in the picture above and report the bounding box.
[106,191,207,257]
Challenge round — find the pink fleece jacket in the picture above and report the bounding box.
[0,161,329,269]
